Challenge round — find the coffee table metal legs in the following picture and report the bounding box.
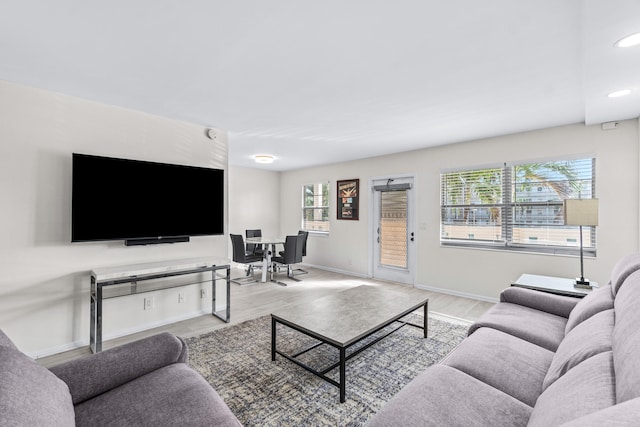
[339,347,346,403]
[271,302,428,403]
[271,317,276,361]
[424,299,428,338]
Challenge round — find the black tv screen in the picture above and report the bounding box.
[72,153,224,245]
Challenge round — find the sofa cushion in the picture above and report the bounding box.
[564,284,614,334]
[0,346,75,426]
[468,302,566,351]
[365,364,532,427]
[442,328,553,406]
[528,351,615,427]
[74,363,242,427]
[559,397,640,426]
[609,252,640,296]
[543,309,613,390]
[612,270,640,403]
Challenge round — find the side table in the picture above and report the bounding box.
[511,274,598,298]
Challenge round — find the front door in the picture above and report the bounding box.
[371,176,415,285]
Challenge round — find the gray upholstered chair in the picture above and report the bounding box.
[0,329,241,426]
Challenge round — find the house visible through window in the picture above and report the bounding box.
[302,182,330,233]
[440,158,596,255]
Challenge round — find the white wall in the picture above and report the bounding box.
[228,166,281,262]
[280,121,640,300]
[3,78,638,355]
[0,81,229,355]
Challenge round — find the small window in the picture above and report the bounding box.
[302,183,330,233]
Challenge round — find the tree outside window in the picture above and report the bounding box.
[441,158,595,255]
[302,183,330,232]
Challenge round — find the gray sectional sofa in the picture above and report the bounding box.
[0,331,241,426]
[368,253,640,426]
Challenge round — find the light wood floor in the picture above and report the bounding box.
[38,266,493,368]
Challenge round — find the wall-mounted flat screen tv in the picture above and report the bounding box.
[72,153,224,245]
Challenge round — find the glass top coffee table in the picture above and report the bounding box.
[271,285,429,402]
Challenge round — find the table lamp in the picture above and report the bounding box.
[564,198,599,289]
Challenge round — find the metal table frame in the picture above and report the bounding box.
[90,263,230,353]
[245,236,285,283]
[271,299,428,403]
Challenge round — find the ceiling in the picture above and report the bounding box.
[1,1,639,171]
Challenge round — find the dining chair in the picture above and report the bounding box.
[245,229,265,256]
[291,230,309,275]
[230,234,262,285]
[272,234,305,286]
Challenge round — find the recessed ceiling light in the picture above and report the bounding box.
[608,89,632,98]
[615,32,640,48]
[254,155,275,164]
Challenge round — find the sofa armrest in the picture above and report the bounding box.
[500,287,579,318]
[50,332,188,405]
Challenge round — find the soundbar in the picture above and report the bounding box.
[125,236,190,246]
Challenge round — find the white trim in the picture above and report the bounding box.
[301,181,330,233]
[30,308,211,359]
[430,311,474,327]
[300,262,370,278]
[415,282,499,304]
[308,263,498,303]
[30,340,86,360]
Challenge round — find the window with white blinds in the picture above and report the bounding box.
[440,158,596,255]
[302,182,330,233]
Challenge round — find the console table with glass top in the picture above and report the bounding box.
[90,257,231,353]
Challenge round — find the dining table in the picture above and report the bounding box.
[245,236,286,282]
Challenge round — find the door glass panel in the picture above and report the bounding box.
[379,190,408,268]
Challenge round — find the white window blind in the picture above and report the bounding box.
[379,190,408,268]
[440,158,596,255]
[302,182,330,232]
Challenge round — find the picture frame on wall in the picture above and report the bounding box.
[337,179,359,220]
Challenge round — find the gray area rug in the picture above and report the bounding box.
[184,313,468,426]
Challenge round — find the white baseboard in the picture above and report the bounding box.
[30,340,86,360]
[30,309,211,360]
[300,263,370,278]
[31,268,496,359]
[307,263,497,303]
[415,283,499,303]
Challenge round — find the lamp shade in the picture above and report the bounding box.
[564,199,599,226]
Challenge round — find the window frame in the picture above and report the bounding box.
[301,182,330,234]
[440,157,596,257]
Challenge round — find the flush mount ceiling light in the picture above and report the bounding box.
[253,154,275,164]
[615,32,640,48]
[608,89,632,98]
